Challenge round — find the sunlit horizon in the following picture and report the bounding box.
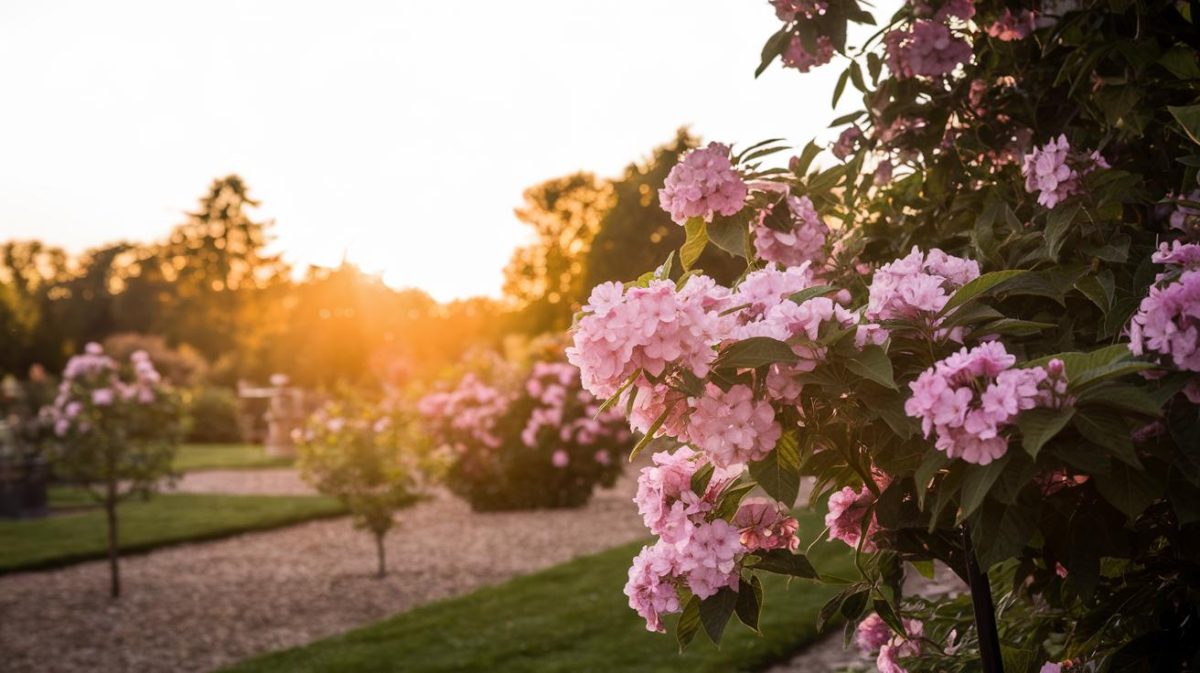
[0,0,855,302]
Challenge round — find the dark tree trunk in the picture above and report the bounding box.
[105,496,121,599]
[375,533,386,579]
[962,526,1004,673]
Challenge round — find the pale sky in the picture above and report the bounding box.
[0,1,861,301]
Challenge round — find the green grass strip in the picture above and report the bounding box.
[172,443,294,472]
[0,491,345,574]
[221,510,854,673]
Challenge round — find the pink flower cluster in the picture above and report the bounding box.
[770,0,827,21]
[1129,244,1200,372]
[417,374,509,452]
[658,142,748,225]
[1169,189,1200,234]
[626,447,800,631]
[1021,135,1109,209]
[521,361,630,454]
[987,8,1037,40]
[861,247,981,343]
[884,20,972,80]
[826,485,880,551]
[855,613,925,673]
[753,191,830,268]
[688,384,782,468]
[832,126,863,160]
[905,343,1066,464]
[782,35,835,73]
[46,344,166,438]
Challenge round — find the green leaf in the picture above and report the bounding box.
[792,141,822,176]
[832,68,851,107]
[734,576,764,632]
[941,270,1028,314]
[713,481,758,520]
[762,196,793,232]
[1094,462,1162,519]
[749,431,802,506]
[691,463,715,496]
[844,345,897,390]
[1044,203,1079,260]
[699,586,738,643]
[680,218,708,271]
[914,450,948,510]
[958,454,1011,522]
[1169,104,1200,146]
[1017,407,1076,458]
[750,548,819,578]
[1074,413,1141,468]
[1078,384,1163,416]
[788,285,837,305]
[716,337,799,369]
[756,29,792,78]
[707,211,751,258]
[1075,271,1115,315]
[628,404,673,462]
[676,595,702,650]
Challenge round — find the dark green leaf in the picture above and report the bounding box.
[1017,407,1076,458]
[717,337,799,369]
[700,586,738,643]
[750,430,802,505]
[941,270,1028,314]
[751,548,819,578]
[676,595,702,650]
[1094,462,1162,519]
[734,576,764,632]
[788,285,837,305]
[1074,413,1141,468]
[1169,104,1200,146]
[958,454,1011,522]
[844,345,897,390]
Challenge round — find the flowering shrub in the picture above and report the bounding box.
[41,342,180,597]
[297,395,431,577]
[418,359,631,511]
[570,0,1200,669]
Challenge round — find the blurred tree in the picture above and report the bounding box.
[0,241,71,374]
[503,173,613,333]
[585,128,744,291]
[152,175,289,361]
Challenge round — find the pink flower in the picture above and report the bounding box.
[568,278,725,398]
[658,142,748,225]
[594,450,612,465]
[987,8,1038,40]
[876,619,924,673]
[1152,241,1200,270]
[885,20,972,80]
[906,342,1060,464]
[1169,189,1200,234]
[753,191,829,268]
[687,384,782,469]
[552,449,569,468]
[782,34,835,73]
[84,342,103,355]
[91,388,114,407]
[1040,664,1063,673]
[832,126,862,160]
[855,613,892,653]
[1021,135,1108,209]
[874,159,894,186]
[862,247,980,342]
[770,0,828,21]
[677,519,745,598]
[825,485,879,551]
[624,541,683,632]
[1129,268,1200,372]
[733,497,800,551]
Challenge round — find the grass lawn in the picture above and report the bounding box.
[172,443,293,472]
[0,490,345,574]
[221,510,856,673]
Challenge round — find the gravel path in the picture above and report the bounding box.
[0,473,647,673]
[168,468,316,496]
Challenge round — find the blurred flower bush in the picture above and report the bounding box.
[297,394,433,577]
[567,0,1200,670]
[418,357,631,512]
[42,342,181,597]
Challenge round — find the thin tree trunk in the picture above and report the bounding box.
[962,525,1003,673]
[375,532,386,579]
[105,496,121,599]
